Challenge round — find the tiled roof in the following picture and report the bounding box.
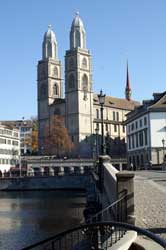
[148,94,166,111]
[93,93,140,111]
[0,120,33,128]
[126,92,166,122]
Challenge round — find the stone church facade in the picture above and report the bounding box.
[37,14,139,157]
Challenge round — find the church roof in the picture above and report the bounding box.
[44,25,57,43]
[93,93,140,111]
[71,12,84,29]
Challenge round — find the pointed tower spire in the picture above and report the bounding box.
[125,61,132,101]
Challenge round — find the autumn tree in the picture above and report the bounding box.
[24,117,38,155]
[43,115,73,156]
[31,117,38,153]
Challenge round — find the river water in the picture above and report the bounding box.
[0,190,86,250]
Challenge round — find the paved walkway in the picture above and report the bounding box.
[134,171,166,240]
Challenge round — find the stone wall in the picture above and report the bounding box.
[0,175,91,191]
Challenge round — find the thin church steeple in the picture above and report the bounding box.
[125,62,132,101]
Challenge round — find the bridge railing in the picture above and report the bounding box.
[0,165,95,179]
[86,190,127,224]
[21,222,166,250]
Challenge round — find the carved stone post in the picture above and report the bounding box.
[98,155,111,192]
[116,172,135,225]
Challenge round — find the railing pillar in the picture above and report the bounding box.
[119,163,123,171]
[98,155,111,192]
[58,166,64,176]
[116,172,135,225]
[49,168,54,176]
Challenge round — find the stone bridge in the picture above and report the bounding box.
[26,158,94,176]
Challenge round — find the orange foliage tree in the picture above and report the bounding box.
[31,117,38,153]
[24,117,38,154]
[31,130,38,153]
[43,115,73,156]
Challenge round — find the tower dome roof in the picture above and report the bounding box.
[42,24,57,60]
[71,12,84,29]
[44,25,57,42]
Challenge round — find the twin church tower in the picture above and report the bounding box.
[37,13,135,156]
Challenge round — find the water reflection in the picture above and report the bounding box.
[0,191,86,250]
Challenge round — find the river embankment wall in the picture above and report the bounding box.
[0,175,92,191]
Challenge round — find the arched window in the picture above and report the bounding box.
[69,74,75,89]
[82,57,87,68]
[82,74,88,90]
[53,83,58,95]
[75,30,80,47]
[53,66,58,77]
[40,84,47,98]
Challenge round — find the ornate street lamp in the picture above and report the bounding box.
[97,90,106,193]
[98,89,106,155]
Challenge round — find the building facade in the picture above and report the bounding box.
[1,120,34,155]
[38,14,139,157]
[0,124,20,173]
[126,92,166,168]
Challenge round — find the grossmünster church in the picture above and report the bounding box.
[37,13,139,157]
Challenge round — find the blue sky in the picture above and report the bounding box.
[0,0,166,120]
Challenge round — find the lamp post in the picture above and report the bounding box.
[97,90,106,192]
[98,89,106,155]
[162,138,165,162]
[95,126,99,159]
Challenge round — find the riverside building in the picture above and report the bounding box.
[0,124,20,173]
[1,120,33,155]
[126,92,166,168]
